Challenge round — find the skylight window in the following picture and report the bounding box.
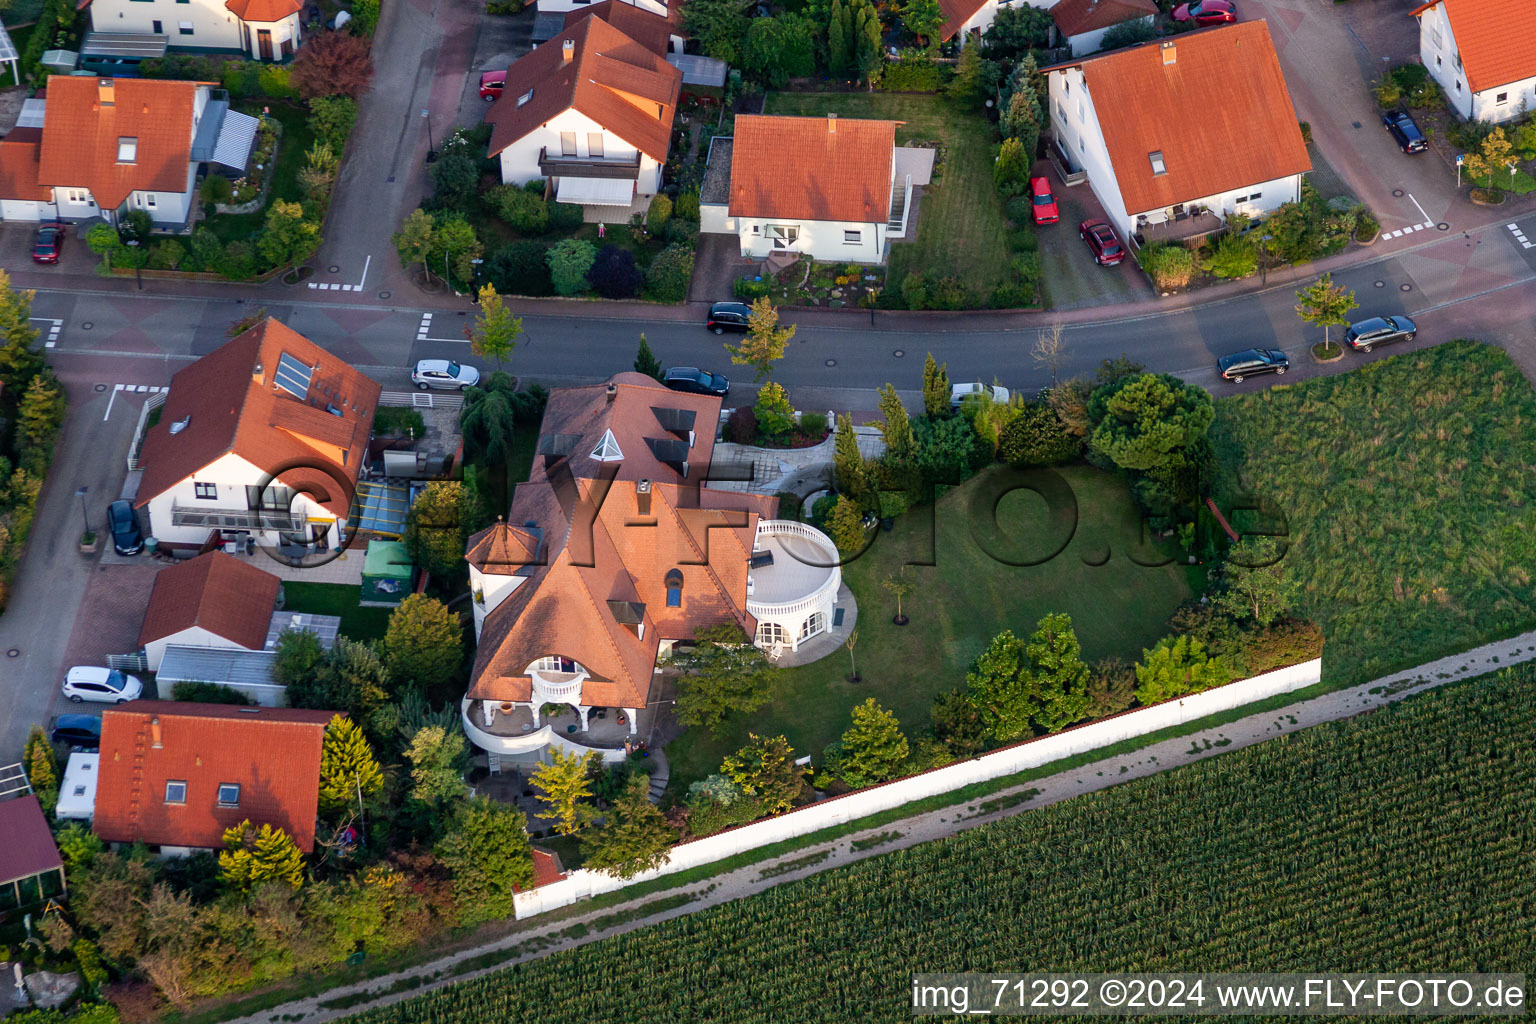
[274,351,314,399]
[1149,151,1166,176]
[517,89,534,107]
[117,137,138,163]
[590,428,624,462]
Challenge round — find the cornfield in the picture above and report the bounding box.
[347,664,1536,1023]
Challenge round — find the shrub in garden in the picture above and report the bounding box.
[427,152,480,213]
[291,31,375,100]
[753,382,795,439]
[588,244,643,299]
[353,0,382,34]
[998,403,1079,465]
[900,271,927,310]
[487,240,554,296]
[308,96,359,150]
[646,194,673,231]
[1139,243,1196,290]
[993,137,1029,192]
[221,61,262,98]
[728,406,758,444]
[201,175,234,205]
[991,280,1034,308]
[486,185,548,232]
[547,238,597,295]
[924,274,969,310]
[1006,227,1038,253]
[186,227,224,273]
[219,240,258,281]
[800,411,827,437]
[146,239,185,271]
[1354,212,1380,243]
[664,217,699,246]
[1202,231,1257,279]
[734,276,770,300]
[645,242,695,302]
[674,190,701,220]
[548,201,585,232]
[257,64,297,99]
[1004,194,1031,225]
[912,414,988,486]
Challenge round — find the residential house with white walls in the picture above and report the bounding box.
[138,552,284,672]
[462,373,845,766]
[699,114,916,263]
[483,9,680,211]
[1044,21,1311,245]
[1412,0,1536,124]
[132,318,381,556]
[0,76,260,227]
[84,0,303,61]
[1049,0,1157,55]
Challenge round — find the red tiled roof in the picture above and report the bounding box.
[1051,0,1157,38]
[485,16,680,163]
[469,375,775,712]
[93,703,336,852]
[137,551,282,650]
[729,115,895,224]
[1052,22,1311,216]
[1411,0,1536,93]
[134,319,381,516]
[224,0,302,22]
[466,520,543,574]
[0,128,53,202]
[529,847,565,887]
[564,0,674,55]
[37,77,201,210]
[0,796,63,887]
[939,0,989,41]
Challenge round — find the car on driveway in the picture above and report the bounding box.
[107,499,144,556]
[63,667,143,705]
[663,366,730,398]
[1029,176,1059,225]
[951,381,1010,410]
[412,359,481,390]
[1383,110,1428,154]
[706,301,753,334]
[479,71,506,101]
[1172,0,1236,24]
[1344,315,1416,352]
[32,223,65,264]
[1218,348,1289,382]
[51,714,102,750]
[1079,219,1126,266]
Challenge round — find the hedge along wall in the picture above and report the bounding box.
[513,657,1323,918]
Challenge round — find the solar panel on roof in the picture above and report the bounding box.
[274,352,313,399]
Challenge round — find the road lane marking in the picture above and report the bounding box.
[415,311,467,343]
[103,383,168,421]
[1406,192,1433,226]
[1507,223,1534,249]
[307,256,372,292]
[29,317,62,348]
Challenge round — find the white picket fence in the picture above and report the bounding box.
[514,658,1323,918]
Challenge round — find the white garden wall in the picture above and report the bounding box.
[514,657,1322,918]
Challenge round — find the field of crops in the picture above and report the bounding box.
[1211,340,1536,686]
[346,663,1536,1024]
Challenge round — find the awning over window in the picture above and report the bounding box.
[211,109,261,171]
[555,177,634,206]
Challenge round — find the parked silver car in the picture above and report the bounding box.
[412,359,481,391]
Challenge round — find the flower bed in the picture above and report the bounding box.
[735,261,885,309]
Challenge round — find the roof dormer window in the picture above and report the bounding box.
[117,137,138,163]
[1149,150,1167,176]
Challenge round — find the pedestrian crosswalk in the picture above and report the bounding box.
[1508,222,1534,250]
[30,317,62,348]
[1381,219,1434,240]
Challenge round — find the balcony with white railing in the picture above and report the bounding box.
[460,697,636,764]
[745,520,842,632]
[530,669,585,704]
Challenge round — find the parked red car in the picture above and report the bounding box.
[1172,0,1236,24]
[479,70,506,102]
[1029,176,1059,225]
[1079,219,1126,266]
[32,222,65,264]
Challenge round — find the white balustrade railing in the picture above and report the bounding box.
[747,520,842,618]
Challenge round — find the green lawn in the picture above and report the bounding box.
[1470,167,1536,195]
[205,99,316,244]
[763,92,1013,299]
[1211,340,1536,687]
[282,582,395,643]
[665,465,1198,788]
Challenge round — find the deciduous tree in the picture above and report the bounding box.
[901,0,943,48]
[1462,125,1514,190]
[405,725,468,805]
[1134,635,1230,705]
[929,687,989,756]
[393,208,436,280]
[403,481,478,580]
[673,623,775,736]
[724,297,793,382]
[882,565,914,624]
[1215,535,1300,627]
[531,748,597,835]
[290,31,374,99]
[964,629,1037,741]
[257,199,321,269]
[720,733,806,813]
[466,284,522,370]
[580,774,676,879]
[1293,272,1358,348]
[382,593,463,692]
[546,238,596,296]
[435,797,534,923]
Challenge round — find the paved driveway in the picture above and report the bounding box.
[453,8,535,130]
[1033,163,1152,311]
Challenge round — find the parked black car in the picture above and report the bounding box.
[1383,110,1428,154]
[1345,315,1417,352]
[1218,348,1289,382]
[50,714,102,749]
[706,301,752,334]
[107,498,144,556]
[662,367,730,398]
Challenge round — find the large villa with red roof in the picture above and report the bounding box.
[462,373,846,765]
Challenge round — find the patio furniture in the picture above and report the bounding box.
[749,550,774,569]
[487,753,501,776]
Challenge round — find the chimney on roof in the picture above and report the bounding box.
[606,382,618,402]
[637,478,651,516]
[252,358,264,384]
[827,112,837,134]
[563,38,575,64]
[150,716,162,749]
[98,79,115,106]
[1161,41,1177,65]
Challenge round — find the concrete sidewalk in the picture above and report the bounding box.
[220,626,1536,1024]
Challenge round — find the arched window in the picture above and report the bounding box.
[665,568,683,607]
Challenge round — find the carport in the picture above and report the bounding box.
[0,794,66,908]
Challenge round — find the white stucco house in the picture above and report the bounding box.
[699,114,919,262]
[939,0,1045,43]
[484,4,680,211]
[1412,0,1536,124]
[0,77,260,227]
[131,318,381,556]
[1049,0,1157,55]
[461,374,846,766]
[84,0,302,60]
[1044,22,1312,245]
[138,552,284,672]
